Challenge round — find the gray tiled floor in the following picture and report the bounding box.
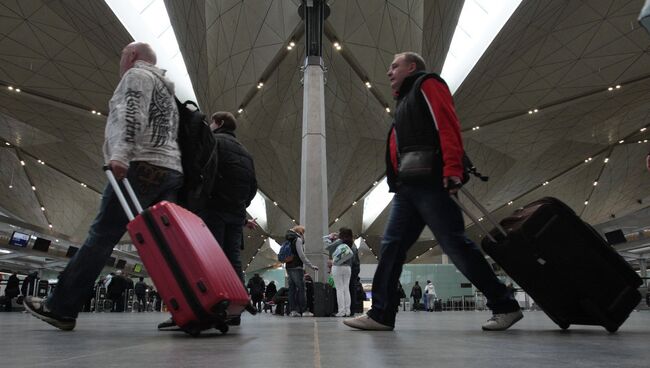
[2,310,650,368]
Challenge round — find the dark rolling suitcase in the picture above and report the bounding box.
[313,279,336,317]
[454,189,642,332]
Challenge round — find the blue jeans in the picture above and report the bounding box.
[367,184,519,327]
[287,268,306,313]
[196,210,244,285]
[48,162,183,318]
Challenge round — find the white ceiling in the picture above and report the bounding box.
[0,0,649,274]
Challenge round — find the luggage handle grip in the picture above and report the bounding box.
[450,187,507,242]
[103,166,144,221]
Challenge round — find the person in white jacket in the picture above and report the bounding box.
[24,42,184,331]
[424,280,437,312]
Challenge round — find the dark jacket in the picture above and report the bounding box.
[265,282,277,300]
[107,275,128,299]
[134,281,147,296]
[247,275,266,299]
[385,72,463,192]
[209,128,257,222]
[21,272,38,296]
[410,284,422,299]
[5,274,20,298]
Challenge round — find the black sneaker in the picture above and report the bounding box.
[157,317,180,331]
[24,297,76,331]
[226,316,241,326]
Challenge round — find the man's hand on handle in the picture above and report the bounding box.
[109,160,129,180]
[444,176,462,195]
[245,218,259,230]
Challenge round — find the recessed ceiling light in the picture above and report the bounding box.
[385,107,390,113]
[365,81,372,88]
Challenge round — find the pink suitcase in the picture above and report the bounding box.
[104,168,251,336]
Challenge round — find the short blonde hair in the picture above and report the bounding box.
[291,225,305,236]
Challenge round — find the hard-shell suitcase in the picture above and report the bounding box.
[453,188,642,332]
[313,273,337,317]
[105,168,252,336]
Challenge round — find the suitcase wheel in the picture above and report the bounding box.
[559,323,570,330]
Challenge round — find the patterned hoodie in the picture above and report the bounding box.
[103,60,182,173]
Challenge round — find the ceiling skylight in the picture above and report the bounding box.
[246,192,268,231]
[105,0,196,102]
[362,178,394,232]
[269,238,282,254]
[441,0,522,94]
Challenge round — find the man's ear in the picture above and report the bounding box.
[408,62,417,73]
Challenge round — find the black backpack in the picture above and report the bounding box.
[176,98,218,212]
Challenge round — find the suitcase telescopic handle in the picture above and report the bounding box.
[103,166,144,221]
[450,187,507,242]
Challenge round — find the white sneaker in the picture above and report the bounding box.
[343,314,394,331]
[290,311,301,317]
[482,310,523,331]
[302,311,313,317]
[334,312,346,317]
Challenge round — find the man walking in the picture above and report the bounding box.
[158,110,257,330]
[25,42,183,331]
[344,52,522,332]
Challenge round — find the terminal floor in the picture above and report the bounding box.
[2,310,650,368]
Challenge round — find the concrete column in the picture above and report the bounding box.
[300,58,329,283]
[441,253,449,264]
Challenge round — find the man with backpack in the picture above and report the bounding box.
[158,110,257,330]
[198,111,257,284]
[282,226,318,317]
[344,51,521,332]
[24,42,183,331]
